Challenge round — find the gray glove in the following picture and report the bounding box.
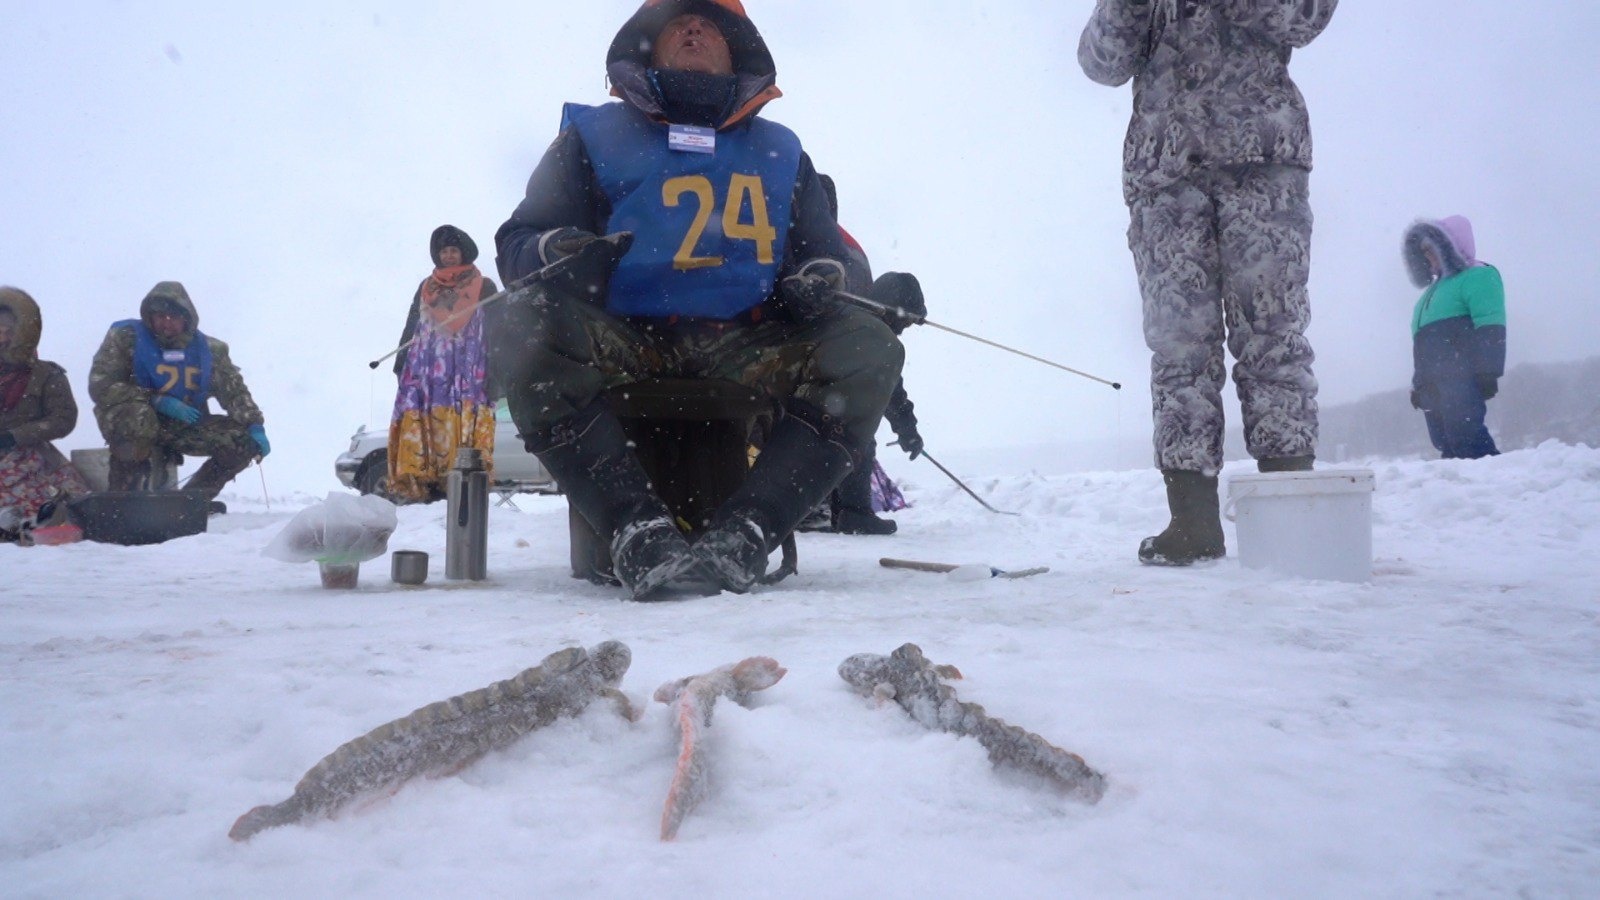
[777,259,847,323]
[535,229,634,304]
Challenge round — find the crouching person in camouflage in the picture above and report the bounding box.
[1,287,91,524]
[1078,0,1336,565]
[495,0,903,599]
[89,281,270,500]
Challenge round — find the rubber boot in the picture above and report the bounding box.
[530,401,696,600]
[184,448,255,500]
[831,463,896,535]
[107,455,151,492]
[694,401,856,592]
[1257,455,1314,473]
[1138,469,1225,566]
[795,502,833,533]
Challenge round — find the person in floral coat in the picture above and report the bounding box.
[388,225,501,502]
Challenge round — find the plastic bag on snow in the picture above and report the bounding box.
[264,491,398,566]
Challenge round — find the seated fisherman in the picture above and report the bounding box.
[494,0,904,598]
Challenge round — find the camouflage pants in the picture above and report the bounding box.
[94,401,258,496]
[500,292,904,450]
[1128,164,1319,473]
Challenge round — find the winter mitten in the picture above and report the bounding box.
[777,259,847,323]
[0,431,15,453]
[1474,374,1499,399]
[896,429,924,461]
[537,229,633,303]
[538,227,600,265]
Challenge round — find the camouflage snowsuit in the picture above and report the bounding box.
[1079,0,1335,472]
[500,290,900,451]
[0,287,90,516]
[89,282,265,497]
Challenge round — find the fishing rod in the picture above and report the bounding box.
[835,290,1121,390]
[892,442,1021,517]
[366,232,633,370]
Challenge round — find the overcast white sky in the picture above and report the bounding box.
[4,2,1597,494]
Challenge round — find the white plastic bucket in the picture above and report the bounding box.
[1227,468,1375,583]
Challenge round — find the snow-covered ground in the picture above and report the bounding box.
[4,443,1598,897]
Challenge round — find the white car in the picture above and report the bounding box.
[335,401,557,499]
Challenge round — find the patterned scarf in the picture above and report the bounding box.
[419,264,485,335]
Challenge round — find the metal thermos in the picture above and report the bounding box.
[445,447,488,580]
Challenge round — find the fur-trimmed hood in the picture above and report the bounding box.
[605,0,781,129]
[139,281,200,348]
[0,286,43,365]
[1404,215,1481,288]
[429,224,480,267]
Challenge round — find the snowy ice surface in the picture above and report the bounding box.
[3,443,1598,897]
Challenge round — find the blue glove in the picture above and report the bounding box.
[248,424,271,458]
[153,395,202,424]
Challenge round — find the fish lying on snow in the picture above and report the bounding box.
[653,657,786,841]
[838,643,1105,803]
[230,640,635,841]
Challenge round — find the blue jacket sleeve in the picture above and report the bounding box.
[784,153,849,277]
[494,128,610,287]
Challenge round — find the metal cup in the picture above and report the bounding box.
[391,550,429,586]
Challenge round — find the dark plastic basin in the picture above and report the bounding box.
[68,491,209,545]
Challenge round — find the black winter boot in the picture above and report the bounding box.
[1257,455,1314,473]
[184,447,256,500]
[1138,469,1225,566]
[694,401,856,592]
[795,502,833,532]
[531,401,697,600]
[107,455,151,492]
[831,463,896,535]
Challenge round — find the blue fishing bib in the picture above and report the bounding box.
[563,102,802,319]
[118,319,213,407]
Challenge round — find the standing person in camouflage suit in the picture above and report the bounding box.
[89,281,271,501]
[1078,0,1336,566]
[1,287,90,523]
[495,0,904,598]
